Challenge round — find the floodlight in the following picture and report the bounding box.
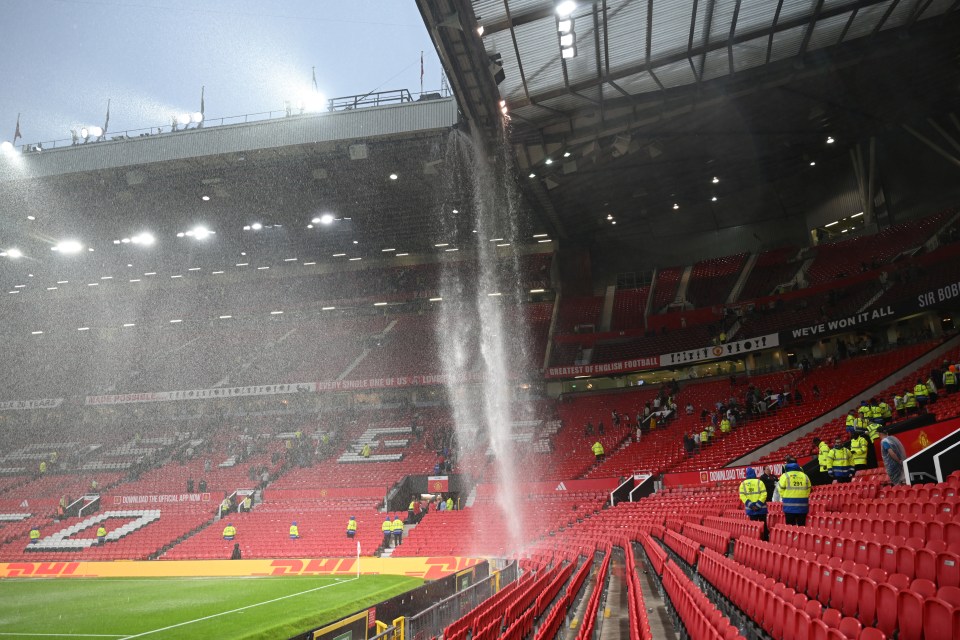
[556,1,576,18]
[179,114,192,126]
[320,213,335,225]
[559,33,575,47]
[131,232,155,245]
[4,248,22,259]
[389,173,398,180]
[0,141,13,154]
[712,176,720,184]
[561,46,576,59]
[251,223,263,230]
[52,240,83,254]
[89,126,103,138]
[673,203,680,210]
[201,195,210,201]
[191,112,203,123]
[826,136,835,144]
[80,128,89,139]
[558,19,572,34]
[187,226,213,240]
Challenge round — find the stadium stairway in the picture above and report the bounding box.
[729,333,960,467]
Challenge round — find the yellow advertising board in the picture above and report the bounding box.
[0,556,483,580]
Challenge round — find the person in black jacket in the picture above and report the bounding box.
[758,466,778,502]
[230,543,241,560]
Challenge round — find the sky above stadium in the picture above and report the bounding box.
[0,0,441,146]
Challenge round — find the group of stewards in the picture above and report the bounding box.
[382,515,405,547]
[738,457,813,540]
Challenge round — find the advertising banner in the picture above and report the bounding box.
[0,556,483,580]
[85,383,316,406]
[315,373,483,391]
[107,493,211,505]
[662,456,814,488]
[264,487,387,500]
[0,398,63,411]
[659,333,779,368]
[544,357,659,379]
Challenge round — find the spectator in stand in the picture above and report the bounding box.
[758,466,778,501]
[222,523,236,540]
[827,437,854,483]
[382,517,392,547]
[96,525,107,545]
[881,429,907,485]
[29,526,40,544]
[198,479,208,493]
[230,543,242,560]
[691,431,700,453]
[361,443,371,458]
[591,440,604,463]
[597,420,605,435]
[944,365,958,394]
[812,385,821,398]
[407,496,417,522]
[220,497,232,517]
[346,516,357,539]
[682,433,694,456]
[719,416,731,434]
[738,468,768,541]
[289,521,299,540]
[926,375,939,403]
[777,457,811,526]
[242,495,252,513]
[584,421,594,436]
[391,515,404,547]
[187,478,194,493]
[903,389,917,414]
[685,402,694,415]
[446,496,454,511]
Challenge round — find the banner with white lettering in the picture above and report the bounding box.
[661,456,815,487]
[544,357,659,379]
[0,398,63,411]
[109,493,211,505]
[315,373,483,391]
[658,333,779,368]
[85,383,316,406]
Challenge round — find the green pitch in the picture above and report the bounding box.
[0,574,421,639]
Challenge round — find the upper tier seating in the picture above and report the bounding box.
[651,267,683,312]
[739,246,801,300]
[685,254,748,308]
[611,288,650,332]
[557,296,604,333]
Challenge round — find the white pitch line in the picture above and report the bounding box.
[0,634,126,638]
[119,576,357,639]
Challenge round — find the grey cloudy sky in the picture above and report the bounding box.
[1,0,441,145]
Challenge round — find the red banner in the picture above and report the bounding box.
[878,416,960,460]
[544,357,659,379]
[106,493,211,505]
[662,456,815,488]
[427,476,449,492]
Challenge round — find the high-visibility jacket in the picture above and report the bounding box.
[828,447,854,479]
[879,402,892,418]
[818,442,832,472]
[870,405,883,420]
[738,479,768,515]
[446,498,453,511]
[778,471,811,514]
[222,526,236,538]
[29,528,40,541]
[408,501,415,510]
[894,395,903,410]
[96,527,107,538]
[701,429,710,443]
[944,370,957,386]
[865,422,880,443]
[382,520,392,534]
[903,392,916,408]
[592,442,604,456]
[914,383,929,398]
[845,414,856,428]
[220,500,230,513]
[391,519,404,534]
[289,525,299,537]
[39,461,46,474]
[850,435,868,466]
[346,519,357,533]
[720,419,731,434]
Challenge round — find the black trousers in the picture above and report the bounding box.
[784,512,807,527]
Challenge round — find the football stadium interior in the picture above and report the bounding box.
[2,0,960,639]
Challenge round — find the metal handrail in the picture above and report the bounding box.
[14,88,448,153]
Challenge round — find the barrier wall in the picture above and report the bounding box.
[0,556,483,580]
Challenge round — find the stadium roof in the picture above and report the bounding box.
[418,0,960,247]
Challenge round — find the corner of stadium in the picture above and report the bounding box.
[1,1,960,639]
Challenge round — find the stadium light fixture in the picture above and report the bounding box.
[561,46,577,59]
[497,243,511,247]
[563,151,571,157]
[1,248,23,259]
[382,248,396,252]
[395,253,409,257]
[332,253,346,257]
[52,240,83,254]
[851,212,864,218]
[533,233,548,238]
[184,226,214,240]
[537,239,552,243]
[435,243,449,247]
[711,196,718,202]
[123,323,135,327]
[201,195,210,201]
[672,203,680,210]
[559,33,574,48]
[0,141,14,154]
[270,310,283,315]
[219,315,232,319]
[712,176,720,184]
[430,297,442,302]
[477,25,484,35]
[528,173,536,178]
[349,257,362,261]
[131,232,155,246]
[826,136,835,144]
[810,161,816,166]
[250,223,263,231]
[530,289,545,293]
[322,306,336,310]
[77,327,89,331]
[374,302,388,306]
[31,330,43,335]
[545,158,554,165]
[556,1,576,17]
[558,19,572,33]
[26,215,35,220]
[191,112,203,124]
[389,173,398,180]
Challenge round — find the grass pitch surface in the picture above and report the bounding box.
[0,574,421,639]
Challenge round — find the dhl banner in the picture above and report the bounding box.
[0,556,483,580]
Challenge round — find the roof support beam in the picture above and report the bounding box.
[727,0,743,75]
[903,123,960,171]
[798,0,826,59]
[871,0,904,36]
[698,0,718,83]
[502,0,532,104]
[508,0,893,109]
[905,0,937,29]
[766,0,786,64]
